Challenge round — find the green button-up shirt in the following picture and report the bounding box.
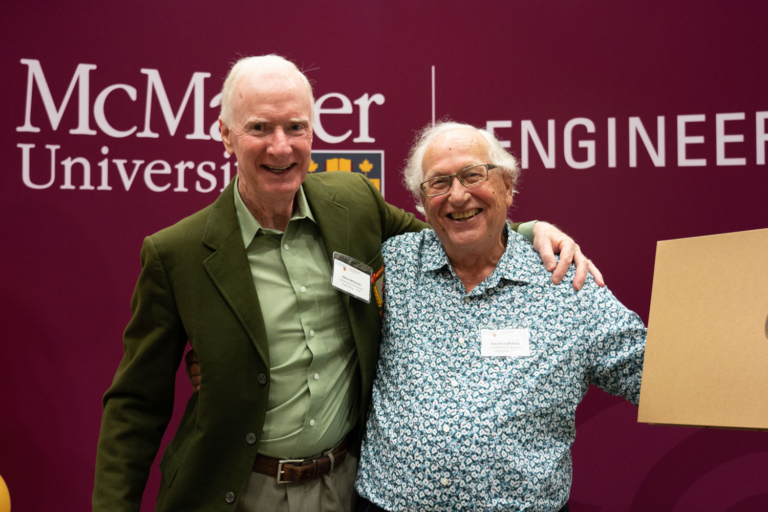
[234,178,359,459]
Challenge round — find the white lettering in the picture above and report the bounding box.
[196,161,216,193]
[608,118,616,168]
[174,161,194,192]
[352,93,385,143]
[629,116,665,167]
[209,92,223,142]
[486,121,512,149]
[96,146,112,190]
[677,114,706,167]
[60,157,95,190]
[19,143,58,189]
[97,149,112,190]
[17,59,97,135]
[94,84,138,138]
[144,160,172,192]
[137,69,211,139]
[521,120,555,169]
[758,112,768,165]
[564,118,595,169]
[314,93,353,144]
[114,159,144,191]
[715,113,746,166]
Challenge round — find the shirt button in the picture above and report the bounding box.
[300,286,307,293]
[451,379,458,387]
[442,424,450,433]
[458,337,465,345]
[309,330,315,337]
[246,433,256,445]
[283,244,289,250]
[257,373,267,385]
[310,419,316,427]
[314,373,320,380]
[464,297,470,303]
[225,491,235,503]
[440,477,450,486]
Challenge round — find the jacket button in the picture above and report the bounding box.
[246,433,256,444]
[257,373,267,385]
[225,491,235,503]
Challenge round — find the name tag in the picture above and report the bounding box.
[480,329,530,357]
[331,252,372,303]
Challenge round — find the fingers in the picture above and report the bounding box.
[531,221,605,291]
[535,238,558,273]
[190,375,201,393]
[185,349,201,392]
[572,251,604,291]
[551,241,576,286]
[572,251,589,291]
[188,361,200,377]
[533,221,564,275]
[185,349,200,373]
[589,260,605,287]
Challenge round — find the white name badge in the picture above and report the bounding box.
[331,252,372,303]
[480,329,531,357]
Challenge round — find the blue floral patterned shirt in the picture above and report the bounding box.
[355,227,646,512]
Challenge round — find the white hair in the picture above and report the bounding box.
[403,121,520,214]
[219,54,314,128]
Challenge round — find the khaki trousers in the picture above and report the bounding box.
[235,454,358,512]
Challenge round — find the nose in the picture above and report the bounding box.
[268,127,292,157]
[446,175,469,204]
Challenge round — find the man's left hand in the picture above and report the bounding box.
[532,221,604,291]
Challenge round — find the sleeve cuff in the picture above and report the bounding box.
[515,220,537,243]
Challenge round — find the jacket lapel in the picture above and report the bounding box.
[201,180,270,366]
[303,176,351,313]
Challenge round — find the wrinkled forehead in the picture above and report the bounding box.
[233,66,312,111]
[422,129,492,172]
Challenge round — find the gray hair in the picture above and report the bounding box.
[219,55,314,128]
[403,121,520,214]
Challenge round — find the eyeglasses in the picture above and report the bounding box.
[420,164,498,197]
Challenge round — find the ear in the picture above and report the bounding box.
[219,118,234,155]
[503,173,514,208]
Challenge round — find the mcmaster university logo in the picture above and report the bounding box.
[309,151,385,193]
[15,59,387,195]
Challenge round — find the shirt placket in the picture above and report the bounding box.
[280,220,327,452]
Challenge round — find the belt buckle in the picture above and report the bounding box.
[276,459,304,484]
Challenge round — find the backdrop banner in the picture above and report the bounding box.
[2,1,768,510]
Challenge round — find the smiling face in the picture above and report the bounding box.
[220,66,313,208]
[421,128,514,262]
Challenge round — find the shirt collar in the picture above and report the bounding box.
[421,224,536,288]
[233,175,316,248]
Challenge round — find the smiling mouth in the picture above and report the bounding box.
[448,208,481,221]
[263,164,294,173]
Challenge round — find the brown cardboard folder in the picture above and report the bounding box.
[638,228,768,430]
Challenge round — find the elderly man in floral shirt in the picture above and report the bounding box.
[355,122,646,512]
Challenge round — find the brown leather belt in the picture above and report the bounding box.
[252,436,348,484]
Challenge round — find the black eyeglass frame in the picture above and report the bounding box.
[419,164,499,197]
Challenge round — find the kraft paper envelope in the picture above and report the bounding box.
[638,228,768,430]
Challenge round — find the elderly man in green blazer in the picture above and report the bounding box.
[93,55,599,512]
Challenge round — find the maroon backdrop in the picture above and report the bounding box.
[2,1,767,510]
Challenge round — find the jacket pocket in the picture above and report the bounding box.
[159,446,183,487]
[158,391,198,487]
